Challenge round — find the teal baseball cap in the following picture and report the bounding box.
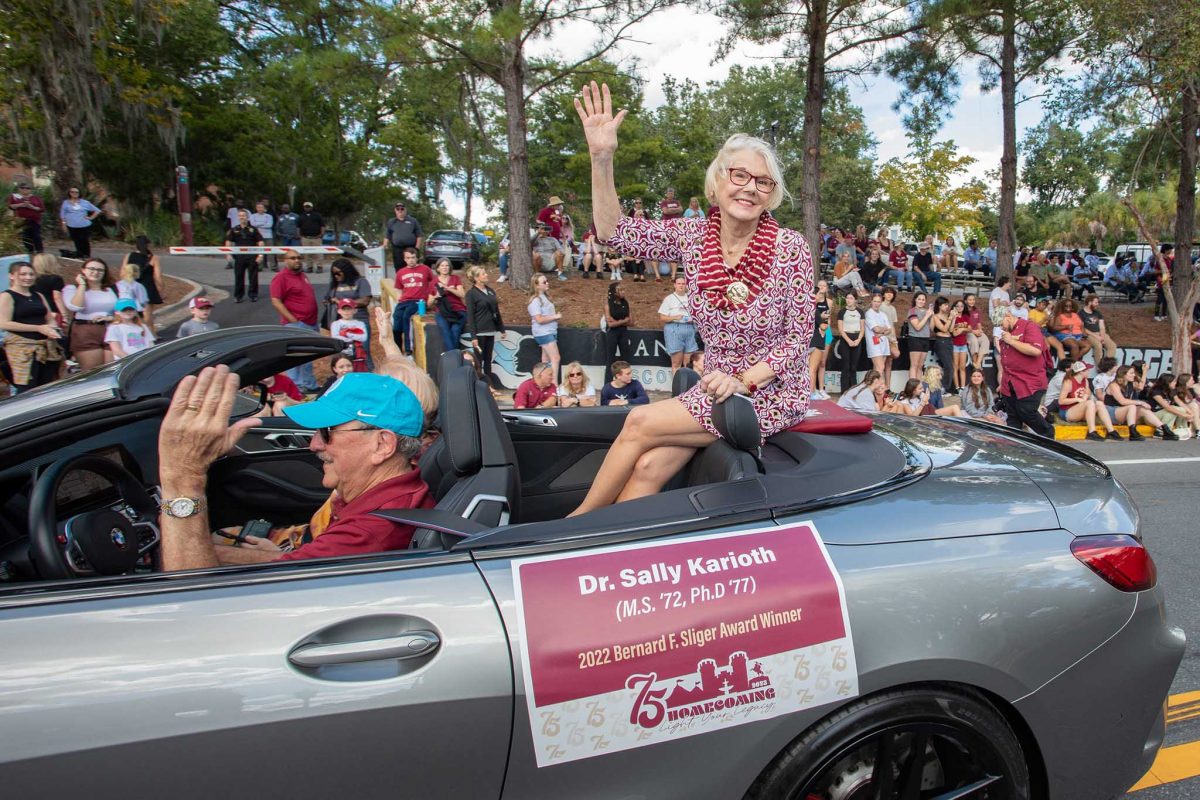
[283,373,424,437]
[114,298,140,312]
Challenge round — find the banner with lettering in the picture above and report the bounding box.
[511,522,858,766]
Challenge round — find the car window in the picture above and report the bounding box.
[431,231,467,241]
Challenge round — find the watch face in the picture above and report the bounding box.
[169,498,197,517]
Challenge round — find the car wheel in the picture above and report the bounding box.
[745,686,1030,800]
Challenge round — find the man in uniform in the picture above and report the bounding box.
[297,201,326,273]
[225,209,264,303]
[385,202,423,274]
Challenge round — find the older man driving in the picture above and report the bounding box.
[158,366,433,571]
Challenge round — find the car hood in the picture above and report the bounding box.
[0,326,343,434]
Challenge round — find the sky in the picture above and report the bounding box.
[449,6,1052,225]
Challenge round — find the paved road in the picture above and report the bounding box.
[1066,440,1200,798]
[92,246,346,337]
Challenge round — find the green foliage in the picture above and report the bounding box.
[1020,123,1108,213]
[875,127,985,238]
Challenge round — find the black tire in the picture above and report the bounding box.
[745,685,1030,800]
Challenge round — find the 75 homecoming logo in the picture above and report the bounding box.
[626,650,776,729]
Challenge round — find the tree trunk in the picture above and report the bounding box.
[464,142,475,231]
[501,37,532,291]
[995,0,1018,282]
[799,5,828,253]
[1169,81,1198,375]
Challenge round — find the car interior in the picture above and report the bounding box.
[0,333,912,590]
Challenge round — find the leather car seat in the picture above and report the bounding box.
[685,394,763,485]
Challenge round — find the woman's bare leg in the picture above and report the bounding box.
[617,445,698,502]
[569,399,715,515]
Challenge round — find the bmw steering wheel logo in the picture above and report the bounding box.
[110,528,128,549]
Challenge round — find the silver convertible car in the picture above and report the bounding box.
[0,326,1184,799]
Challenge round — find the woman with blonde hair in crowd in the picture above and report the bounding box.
[528,272,563,380]
[921,365,966,417]
[557,361,598,407]
[464,265,505,397]
[31,253,70,325]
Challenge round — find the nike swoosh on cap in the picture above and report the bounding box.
[356,410,378,418]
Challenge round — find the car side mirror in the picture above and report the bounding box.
[231,383,269,419]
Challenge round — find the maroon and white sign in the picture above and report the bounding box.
[512,522,858,766]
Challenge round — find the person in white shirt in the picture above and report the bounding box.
[658,276,698,373]
[838,370,884,412]
[556,361,598,407]
[329,299,369,370]
[863,292,892,376]
[528,273,563,380]
[104,298,155,359]
[250,201,276,271]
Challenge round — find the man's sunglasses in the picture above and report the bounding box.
[315,424,378,442]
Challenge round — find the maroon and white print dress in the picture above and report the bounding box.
[605,213,815,437]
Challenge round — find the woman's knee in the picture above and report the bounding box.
[631,449,680,485]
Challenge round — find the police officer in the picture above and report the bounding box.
[385,202,423,275]
[225,209,264,303]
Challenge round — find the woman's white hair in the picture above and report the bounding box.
[704,133,790,212]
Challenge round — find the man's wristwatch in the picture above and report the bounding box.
[161,497,205,519]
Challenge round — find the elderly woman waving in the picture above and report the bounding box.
[569,82,814,514]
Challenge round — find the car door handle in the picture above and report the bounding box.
[288,630,440,667]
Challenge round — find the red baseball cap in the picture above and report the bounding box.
[335,298,358,309]
[189,297,214,309]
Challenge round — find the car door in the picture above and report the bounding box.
[0,552,512,799]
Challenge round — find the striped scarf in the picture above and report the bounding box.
[696,207,778,311]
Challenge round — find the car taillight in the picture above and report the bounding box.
[1071,534,1157,592]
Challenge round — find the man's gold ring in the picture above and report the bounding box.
[185,404,201,412]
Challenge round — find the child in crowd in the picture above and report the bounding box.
[329,298,369,371]
[259,373,304,415]
[176,297,219,338]
[600,360,649,406]
[605,249,624,282]
[116,262,150,318]
[316,354,355,397]
[104,298,155,359]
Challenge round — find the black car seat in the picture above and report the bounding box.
[672,367,700,396]
[685,394,763,485]
[407,363,520,548]
[419,350,467,499]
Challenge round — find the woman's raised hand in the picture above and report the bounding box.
[574,81,627,157]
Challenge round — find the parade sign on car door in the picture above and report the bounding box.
[512,522,858,766]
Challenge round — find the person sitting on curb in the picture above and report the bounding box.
[600,360,649,406]
[1058,360,1123,441]
[158,366,433,571]
[514,361,559,409]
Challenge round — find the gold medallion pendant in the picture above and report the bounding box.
[725,281,750,305]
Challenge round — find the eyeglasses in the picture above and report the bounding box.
[727,168,777,193]
[315,424,378,442]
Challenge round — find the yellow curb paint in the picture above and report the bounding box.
[1054,424,1156,441]
[1168,691,1200,708]
[1129,740,1200,791]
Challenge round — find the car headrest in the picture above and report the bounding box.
[435,349,465,384]
[712,394,762,452]
[672,367,700,396]
[440,364,481,476]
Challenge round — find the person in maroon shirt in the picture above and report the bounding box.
[392,247,436,356]
[7,182,45,254]
[536,196,565,240]
[656,188,685,280]
[270,249,321,392]
[996,306,1054,437]
[514,361,558,408]
[158,368,433,570]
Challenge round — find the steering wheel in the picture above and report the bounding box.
[28,454,161,579]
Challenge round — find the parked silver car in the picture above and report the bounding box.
[0,328,1183,798]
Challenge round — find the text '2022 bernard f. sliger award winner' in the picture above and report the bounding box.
[511,522,858,767]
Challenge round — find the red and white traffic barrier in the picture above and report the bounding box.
[168,246,345,255]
